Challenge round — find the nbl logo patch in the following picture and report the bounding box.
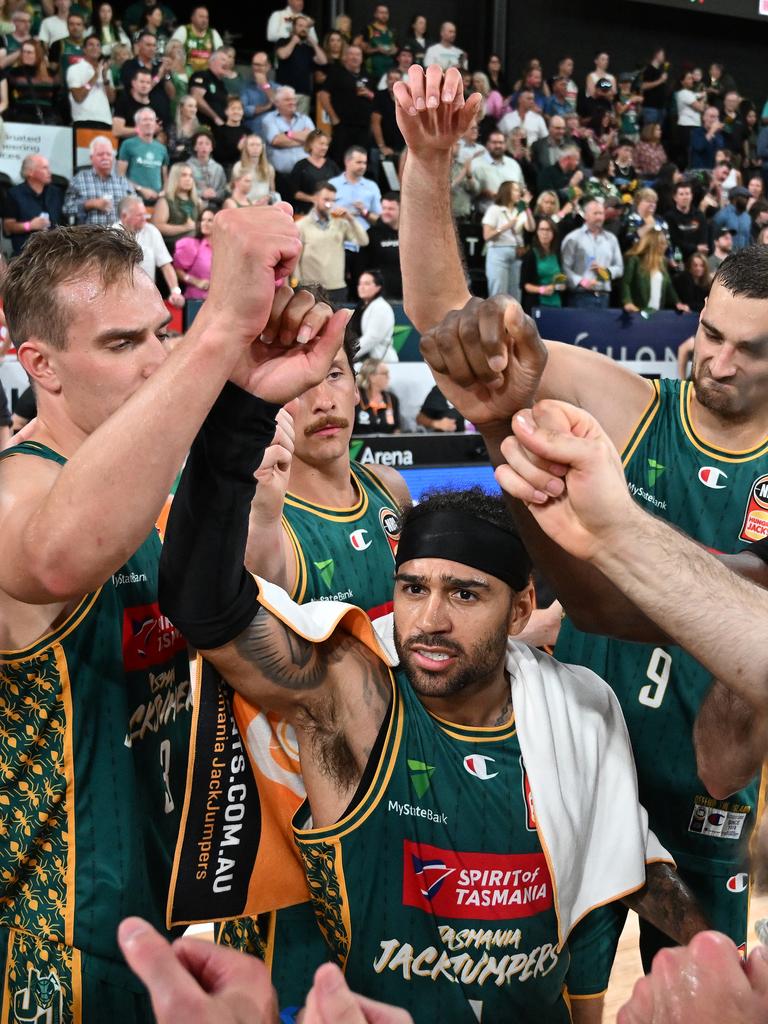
[740,474,768,542]
[378,506,400,559]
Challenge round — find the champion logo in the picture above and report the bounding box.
[411,855,455,899]
[463,754,499,780]
[349,528,371,551]
[698,466,728,490]
[727,873,749,893]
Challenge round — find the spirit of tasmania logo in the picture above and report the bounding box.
[122,602,186,671]
[402,840,552,921]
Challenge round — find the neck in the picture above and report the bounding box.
[23,405,88,459]
[309,154,324,165]
[368,385,383,403]
[587,225,601,235]
[690,391,768,450]
[288,454,357,506]
[27,178,44,194]
[418,666,511,728]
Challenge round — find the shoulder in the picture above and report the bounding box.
[365,464,410,509]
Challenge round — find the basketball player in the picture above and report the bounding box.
[394,64,768,1003]
[157,367,709,1023]
[0,212,347,1023]
[219,327,409,1011]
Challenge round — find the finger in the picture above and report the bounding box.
[406,64,426,112]
[476,296,515,373]
[616,974,655,1024]
[311,963,366,1023]
[441,66,463,104]
[503,302,547,372]
[274,407,295,448]
[498,435,565,498]
[277,290,329,346]
[511,405,608,468]
[495,462,550,506]
[255,443,293,474]
[424,64,444,110]
[392,79,415,116]
[270,200,295,219]
[118,918,206,1021]
[746,943,768,998]
[172,936,277,1019]
[261,284,295,344]
[419,327,449,377]
[433,310,475,386]
[302,308,353,382]
[456,93,482,134]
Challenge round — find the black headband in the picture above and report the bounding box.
[395,508,531,592]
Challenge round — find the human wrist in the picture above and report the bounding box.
[23,221,31,232]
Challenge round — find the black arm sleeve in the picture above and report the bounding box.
[159,382,281,649]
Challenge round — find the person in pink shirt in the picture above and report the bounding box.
[173,206,214,299]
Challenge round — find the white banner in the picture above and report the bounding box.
[0,123,73,183]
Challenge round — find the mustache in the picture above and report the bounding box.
[304,415,349,436]
[404,633,464,656]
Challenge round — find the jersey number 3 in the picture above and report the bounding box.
[638,647,672,709]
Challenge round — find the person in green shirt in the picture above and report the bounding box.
[117,106,169,204]
[520,216,565,313]
[621,228,690,314]
[360,3,396,81]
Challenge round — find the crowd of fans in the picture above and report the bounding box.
[5,0,768,433]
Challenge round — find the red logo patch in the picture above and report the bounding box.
[402,840,552,920]
[122,603,185,671]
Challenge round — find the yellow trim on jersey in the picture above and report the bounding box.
[621,378,661,467]
[680,382,768,462]
[294,682,403,844]
[284,473,370,522]
[70,945,82,1024]
[0,590,101,661]
[428,709,516,742]
[166,652,205,928]
[566,990,607,1001]
[55,644,77,949]
[354,462,401,508]
[281,515,307,604]
[332,840,353,970]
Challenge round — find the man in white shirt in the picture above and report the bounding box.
[561,197,624,308]
[266,0,318,46]
[37,0,70,49]
[115,196,184,308]
[472,130,524,201]
[423,22,466,71]
[499,90,548,144]
[66,34,114,126]
[675,69,705,160]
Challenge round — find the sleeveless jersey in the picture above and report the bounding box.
[182,26,214,73]
[555,378,768,872]
[217,464,402,1011]
[0,443,192,967]
[282,462,401,617]
[293,669,571,1024]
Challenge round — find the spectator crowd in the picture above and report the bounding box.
[5,2,768,403]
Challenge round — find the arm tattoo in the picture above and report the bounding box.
[233,607,329,690]
[623,862,710,944]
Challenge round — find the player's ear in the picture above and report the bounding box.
[18,338,63,396]
[507,579,535,636]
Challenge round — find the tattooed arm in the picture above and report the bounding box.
[622,862,710,945]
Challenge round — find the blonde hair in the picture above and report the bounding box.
[165,162,202,209]
[236,134,270,183]
[627,227,667,274]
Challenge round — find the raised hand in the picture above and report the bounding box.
[249,407,294,527]
[419,296,548,428]
[118,918,278,1024]
[229,286,352,405]
[393,65,482,158]
[495,399,634,562]
[198,204,303,354]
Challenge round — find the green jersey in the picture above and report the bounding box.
[217,464,402,1011]
[282,462,400,615]
[556,378,768,871]
[293,669,570,1024]
[0,443,191,1018]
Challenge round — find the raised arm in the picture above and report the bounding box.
[393,65,480,331]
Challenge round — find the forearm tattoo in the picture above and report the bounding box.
[625,862,710,944]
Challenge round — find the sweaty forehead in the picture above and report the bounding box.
[396,557,492,587]
[702,282,768,342]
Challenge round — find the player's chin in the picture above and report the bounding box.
[404,662,467,697]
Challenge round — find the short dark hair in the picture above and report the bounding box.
[714,245,768,299]
[135,29,157,42]
[674,180,692,193]
[192,129,212,146]
[132,66,153,81]
[398,487,532,581]
[382,191,400,203]
[344,145,367,162]
[312,179,336,194]
[4,226,143,350]
[359,268,384,290]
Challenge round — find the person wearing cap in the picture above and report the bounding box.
[707,225,734,271]
[712,184,752,250]
[158,352,708,1020]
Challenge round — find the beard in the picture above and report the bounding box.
[691,357,748,421]
[393,621,509,700]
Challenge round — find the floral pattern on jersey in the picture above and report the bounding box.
[216,916,267,959]
[0,646,69,943]
[4,926,76,1024]
[297,840,350,966]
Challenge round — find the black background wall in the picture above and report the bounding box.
[218,0,768,107]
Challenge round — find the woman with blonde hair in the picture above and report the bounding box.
[353,359,401,434]
[151,163,201,248]
[232,133,277,205]
[482,179,535,298]
[167,93,199,162]
[223,167,257,209]
[622,229,689,313]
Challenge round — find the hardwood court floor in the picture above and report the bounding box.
[603,892,768,1021]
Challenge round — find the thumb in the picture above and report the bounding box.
[511,405,608,470]
[311,963,365,1023]
[118,918,201,1015]
[746,943,768,999]
[306,308,354,374]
